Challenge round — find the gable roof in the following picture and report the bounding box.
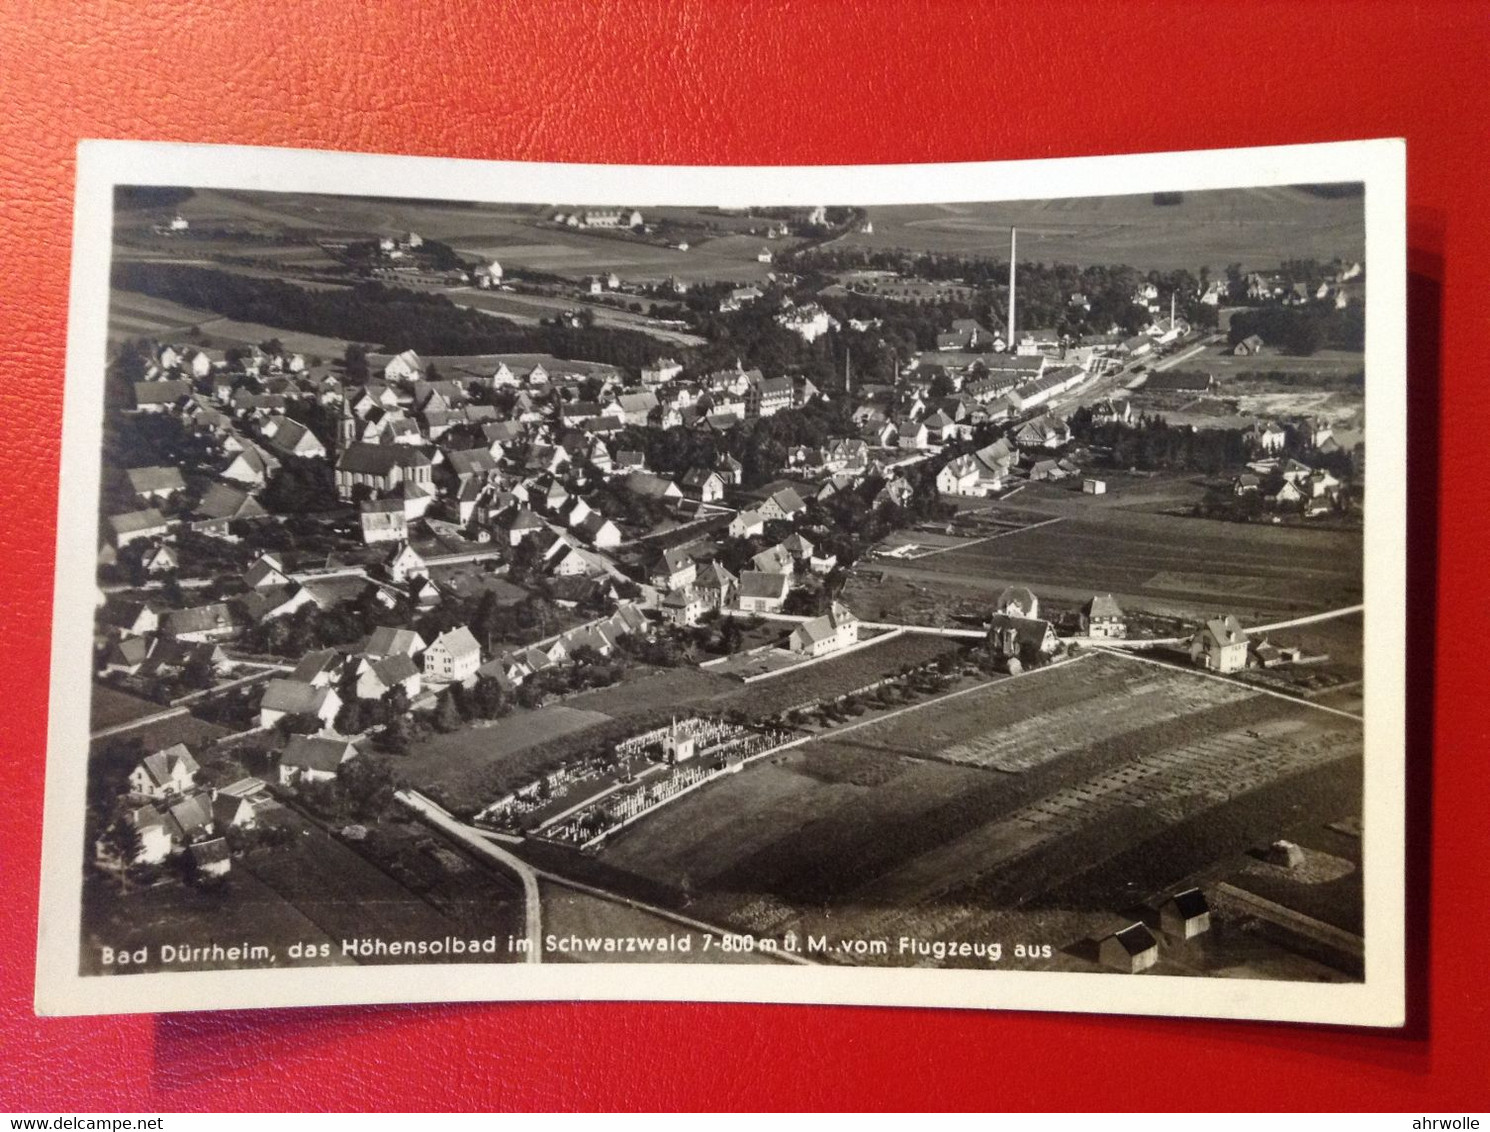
[738,570,790,600]
[281,734,357,773]
[127,466,186,495]
[260,678,334,716]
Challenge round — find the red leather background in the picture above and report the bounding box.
[1,0,1486,1112]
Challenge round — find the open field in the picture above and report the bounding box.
[872,506,1361,623]
[1200,345,1366,379]
[402,705,613,787]
[121,189,803,286]
[539,882,781,965]
[89,712,232,757]
[711,632,969,719]
[447,288,709,347]
[574,651,1361,973]
[832,187,1364,272]
[107,289,223,339]
[90,685,166,730]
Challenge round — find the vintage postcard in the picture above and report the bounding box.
[36,139,1406,1023]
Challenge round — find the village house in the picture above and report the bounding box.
[127,744,200,799]
[647,545,697,592]
[986,612,1057,664]
[355,653,423,700]
[108,508,171,548]
[758,485,807,523]
[360,498,408,544]
[126,466,187,501]
[1079,593,1127,639]
[681,468,727,503]
[736,569,790,613]
[787,602,860,658]
[424,626,482,684]
[659,586,708,627]
[190,482,269,538]
[384,542,428,584]
[1189,615,1249,674]
[364,626,427,659]
[729,509,766,539]
[161,603,239,643]
[259,678,342,730]
[279,735,359,786]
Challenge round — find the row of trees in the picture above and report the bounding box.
[1229,303,1364,355]
[114,263,669,371]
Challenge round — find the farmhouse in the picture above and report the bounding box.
[364,626,426,658]
[1190,615,1248,674]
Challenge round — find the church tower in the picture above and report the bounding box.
[337,394,357,451]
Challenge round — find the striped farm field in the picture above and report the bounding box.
[580,648,1363,976]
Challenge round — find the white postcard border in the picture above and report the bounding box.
[37,138,1407,1024]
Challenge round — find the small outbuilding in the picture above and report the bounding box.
[1082,478,1107,495]
[1099,923,1160,973]
[1160,887,1212,940]
[1265,839,1307,869]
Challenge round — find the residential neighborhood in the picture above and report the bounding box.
[83,185,1368,988]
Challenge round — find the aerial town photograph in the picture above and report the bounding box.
[81,181,1368,984]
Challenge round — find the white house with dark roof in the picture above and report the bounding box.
[279,735,359,786]
[787,602,860,658]
[1190,615,1248,673]
[127,744,200,799]
[1079,594,1126,639]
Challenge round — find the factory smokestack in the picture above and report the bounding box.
[1007,227,1017,350]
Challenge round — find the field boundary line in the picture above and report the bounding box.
[741,627,905,684]
[904,515,1065,559]
[1098,647,1364,722]
[1249,604,1364,633]
[533,870,819,966]
[90,705,188,741]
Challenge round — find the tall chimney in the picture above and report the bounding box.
[1170,290,1176,325]
[1007,226,1017,348]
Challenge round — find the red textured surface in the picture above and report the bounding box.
[0,0,1485,1112]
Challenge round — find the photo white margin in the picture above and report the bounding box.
[36,137,1408,1025]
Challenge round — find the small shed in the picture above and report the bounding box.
[1099,923,1159,973]
[1082,478,1107,495]
[1265,839,1307,869]
[1160,888,1212,940]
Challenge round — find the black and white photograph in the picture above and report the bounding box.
[36,140,1406,1024]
